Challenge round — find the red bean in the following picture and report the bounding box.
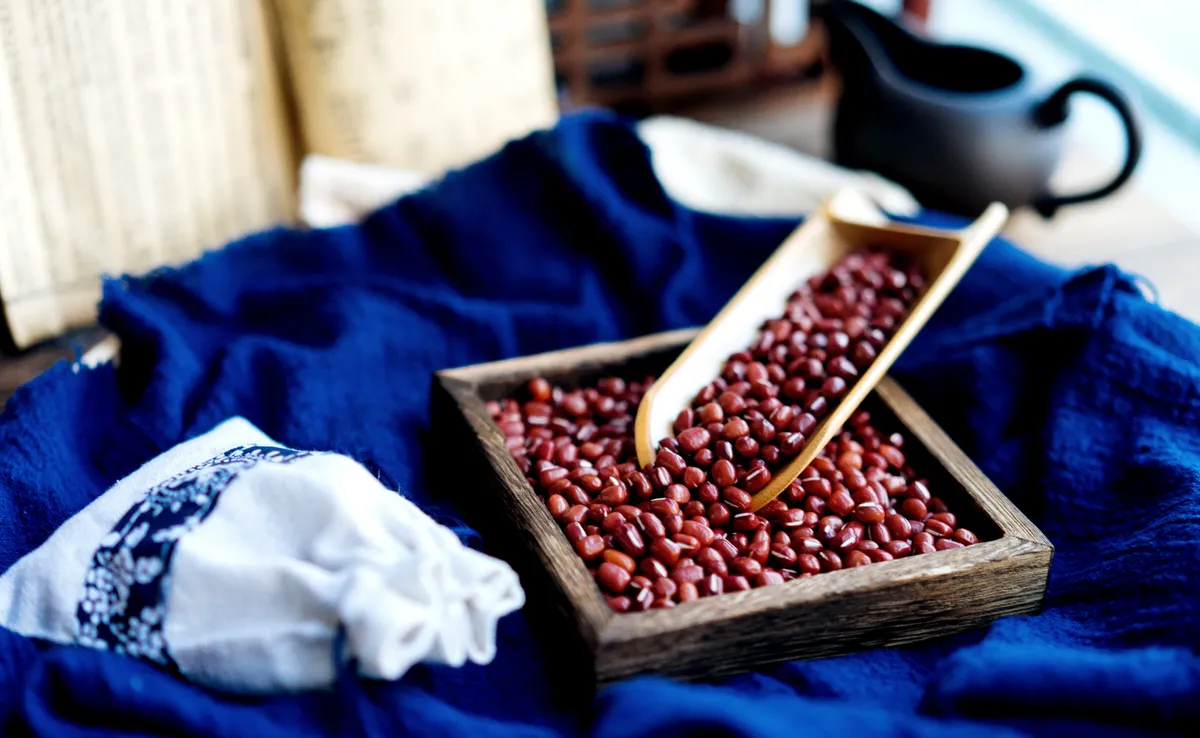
[649,536,682,566]
[695,547,728,577]
[744,466,771,493]
[731,557,762,577]
[724,575,752,592]
[935,538,965,551]
[678,582,699,602]
[708,501,732,527]
[900,498,928,521]
[616,505,641,520]
[677,427,712,454]
[953,528,979,545]
[698,402,724,424]
[682,466,707,489]
[699,573,724,596]
[574,535,605,560]
[674,409,694,435]
[640,557,669,579]
[816,515,844,543]
[614,524,646,557]
[878,444,905,469]
[797,553,821,575]
[718,391,747,415]
[818,550,843,572]
[710,537,738,562]
[845,550,871,568]
[776,432,805,457]
[722,417,750,440]
[672,565,705,586]
[647,499,681,517]
[722,487,753,511]
[547,494,569,519]
[580,475,604,494]
[885,512,912,539]
[930,512,957,527]
[633,587,654,611]
[563,522,587,543]
[657,449,687,477]
[597,511,624,535]
[607,595,632,613]
[664,484,691,505]
[884,540,912,558]
[734,436,760,459]
[627,472,652,500]
[680,521,715,546]
[711,459,737,487]
[827,490,855,517]
[775,509,806,529]
[528,377,552,402]
[793,535,823,555]
[695,482,720,504]
[639,512,667,539]
[603,549,636,574]
[754,571,786,587]
[598,562,632,593]
[925,519,954,537]
[663,514,684,536]
[832,524,861,551]
[905,481,932,502]
[648,466,672,490]
[673,534,702,555]
[854,501,886,524]
[562,505,588,525]
[802,478,833,498]
[599,485,628,506]
[769,543,797,568]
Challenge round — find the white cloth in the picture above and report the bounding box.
[636,116,919,217]
[0,418,524,693]
[297,116,919,227]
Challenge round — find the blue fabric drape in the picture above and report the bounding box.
[0,112,1196,736]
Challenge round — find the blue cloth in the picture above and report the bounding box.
[1,111,1197,737]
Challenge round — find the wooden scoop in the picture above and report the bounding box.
[634,188,1008,512]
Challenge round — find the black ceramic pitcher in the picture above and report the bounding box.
[818,0,1142,217]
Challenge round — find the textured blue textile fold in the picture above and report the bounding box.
[1,111,1197,736]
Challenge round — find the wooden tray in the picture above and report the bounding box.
[432,328,1052,693]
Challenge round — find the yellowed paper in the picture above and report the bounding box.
[272,0,558,174]
[0,0,298,348]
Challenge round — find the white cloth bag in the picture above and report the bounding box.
[0,418,524,693]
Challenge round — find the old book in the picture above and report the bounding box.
[0,0,556,349]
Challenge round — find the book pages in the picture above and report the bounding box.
[0,0,297,348]
[272,0,558,174]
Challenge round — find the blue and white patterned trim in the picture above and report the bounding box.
[75,445,312,667]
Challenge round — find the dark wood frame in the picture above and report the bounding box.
[432,328,1051,692]
[546,0,934,111]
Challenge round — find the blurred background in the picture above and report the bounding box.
[2,0,1199,400]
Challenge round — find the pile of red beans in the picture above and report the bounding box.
[489,250,980,612]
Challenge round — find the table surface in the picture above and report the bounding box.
[3,81,1198,407]
[679,78,1200,320]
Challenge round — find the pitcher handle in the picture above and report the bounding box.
[1031,77,1142,218]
